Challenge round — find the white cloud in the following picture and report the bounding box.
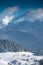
[25,9,43,22]
[16,9,43,23]
[14,18,25,24]
[0,6,19,26]
[2,15,14,25]
[0,8,43,28]
[0,6,18,18]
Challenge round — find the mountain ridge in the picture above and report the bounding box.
[0,39,25,52]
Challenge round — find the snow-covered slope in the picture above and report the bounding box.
[0,51,43,65]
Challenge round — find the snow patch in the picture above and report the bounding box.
[0,51,43,65]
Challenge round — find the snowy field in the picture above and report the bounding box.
[0,51,43,65]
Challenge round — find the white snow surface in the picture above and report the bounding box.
[0,51,43,65]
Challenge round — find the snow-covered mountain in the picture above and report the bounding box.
[0,51,43,65]
[0,39,43,65]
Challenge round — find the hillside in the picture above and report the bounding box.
[0,39,25,52]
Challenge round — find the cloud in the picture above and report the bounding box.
[14,18,24,24]
[25,9,43,22]
[2,15,14,25]
[0,8,43,28]
[16,9,43,23]
[0,6,19,26]
[2,8,43,25]
[0,6,18,18]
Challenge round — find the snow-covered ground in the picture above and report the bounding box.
[0,51,43,65]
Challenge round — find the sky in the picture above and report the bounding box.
[0,0,43,26]
[0,0,43,10]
